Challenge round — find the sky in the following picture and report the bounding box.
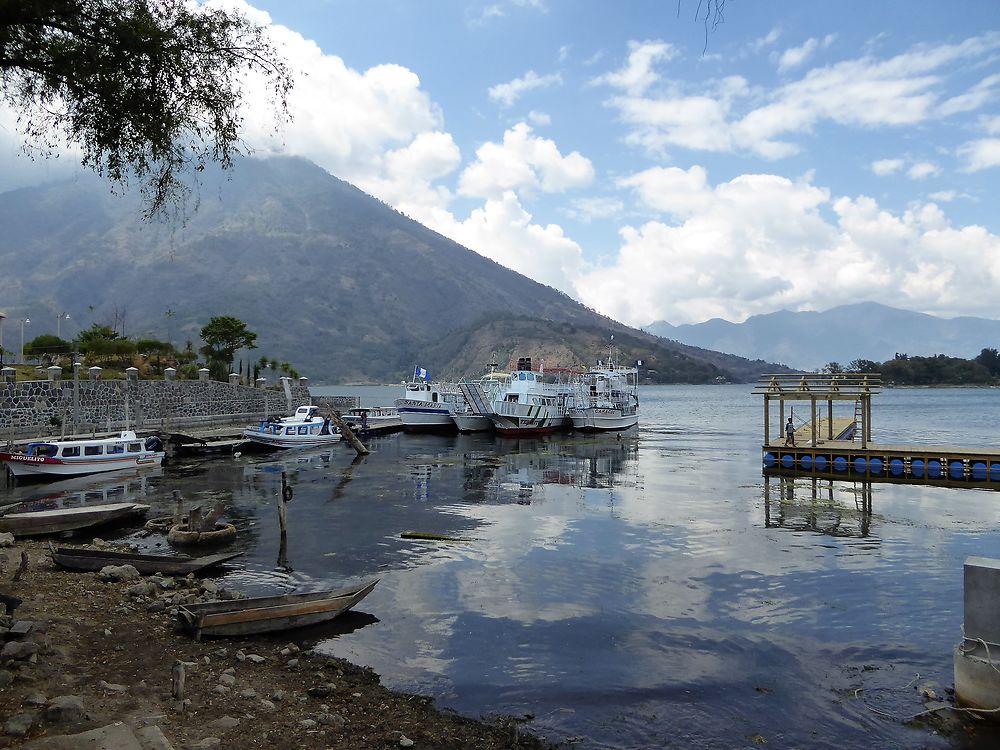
[2,0,999,328]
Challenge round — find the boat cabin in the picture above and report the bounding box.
[24,432,145,459]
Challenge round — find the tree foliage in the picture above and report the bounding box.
[200,315,256,372]
[0,0,292,217]
[24,334,70,362]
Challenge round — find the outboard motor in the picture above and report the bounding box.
[144,435,164,452]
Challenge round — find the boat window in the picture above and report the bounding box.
[35,444,55,457]
[85,445,103,456]
[108,444,125,455]
[62,446,80,457]
[432,393,438,402]
[127,442,142,452]
[286,428,295,435]
[298,426,308,435]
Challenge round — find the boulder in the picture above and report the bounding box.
[45,695,85,724]
[98,565,140,583]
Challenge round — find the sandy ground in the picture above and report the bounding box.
[0,539,550,749]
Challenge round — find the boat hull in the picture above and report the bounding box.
[452,413,494,432]
[240,430,341,449]
[51,548,243,575]
[0,452,163,479]
[0,502,150,537]
[393,399,455,431]
[569,408,639,431]
[177,579,379,638]
[490,404,570,436]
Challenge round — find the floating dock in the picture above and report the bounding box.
[754,373,1000,486]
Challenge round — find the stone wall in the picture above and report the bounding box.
[0,379,359,438]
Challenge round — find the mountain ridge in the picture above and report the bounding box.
[0,156,788,384]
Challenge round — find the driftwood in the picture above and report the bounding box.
[172,660,186,701]
[314,398,369,456]
[11,550,29,582]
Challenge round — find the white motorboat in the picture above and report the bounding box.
[459,357,573,436]
[394,368,461,431]
[340,406,399,430]
[0,431,164,480]
[568,348,640,431]
[453,370,509,432]
[241,405,341,449]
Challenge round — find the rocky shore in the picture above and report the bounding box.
[0,536,549,749]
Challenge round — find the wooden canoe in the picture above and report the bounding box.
[177,579,379,638]
[50,547,243,576]
[0,502,150,537]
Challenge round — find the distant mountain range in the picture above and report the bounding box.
[0,156,789,384]
[645,302,1000,370]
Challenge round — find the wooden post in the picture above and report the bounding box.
[278,471,289,570]
[860,395,868,449]
[779,400,785,437]
[329,411,370,456]
[172,490,183,526]
[810,397,817,447]
[763,396,770,445]
[827,399,833,440]
[172,660,186,701]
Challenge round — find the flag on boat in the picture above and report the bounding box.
[414,366,429,381]
[637,360,643,366]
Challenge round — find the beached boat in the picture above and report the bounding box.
[241,405,341,449]
[568,349,640,431]
[459,357,573,436]
[50,546,243,575]
[176,579,379,638]
[0,432,164,480]
[394,368,461,431]
[0,502,150,537]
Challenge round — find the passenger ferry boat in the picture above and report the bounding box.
[394,368,462,431]
[241,405,341,449]
[453,368,509,433]
[0,431,165,479]
[460,357,573,436]
[568,349,639,431]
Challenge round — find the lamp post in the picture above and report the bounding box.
[19,317,30,364]
[57,311,70,338]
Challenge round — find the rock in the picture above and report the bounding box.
[200,580,218,594]
[258,700,275,711]
[2,641,40,661]
[0,671,14,688]
[134,725,173,750]
[217,674,236,687]
[270,690,285,702]
[284,643,300,654]
[184,739,221,749]
[45,695,85,724]
[125,583,152,598]
[207,716,239,730]
[202,656,211,665]
[221,667,236,676]
[211,685,229,695]
[298,719,317,729]
[246,654,265,664]
[306,684,336,698]
[24,694,47,706]
[316,712,345,729]
[239,688,257,699]
[97,680,127,694]
[98,565,140,583]
[21,722,147,749]
[145,600,166,613]
[4,713,34,737]
[399,736,415,748]
[286,658,298,668]
[235,651,246,662]
[213,648,228,658]
[0,533,14,548]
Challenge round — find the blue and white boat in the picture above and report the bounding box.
[394,368,461,431]
[241,405,341,449]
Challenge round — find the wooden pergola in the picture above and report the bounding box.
[752,373,882,449]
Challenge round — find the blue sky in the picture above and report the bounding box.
[2,0,999,328]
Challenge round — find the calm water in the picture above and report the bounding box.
[5,384,1000,749]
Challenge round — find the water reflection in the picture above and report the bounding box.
[1,466,163,513]
[763,476,874,538]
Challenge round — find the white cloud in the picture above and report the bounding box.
[574,169,1000,327]
[777,34,835,73]
[907,161,940,179]
[871,158,904,176]
[958,138,1000,172]
[617,165,711,219]
[590,40,678,96]
[426,191,586,294]
[928,190,957,202]
[527,111,551,126]
[565,197,624,223]
[488,71,563,108]
[601,32,1000,160]
[458,122,594,199]
[747,28,782,55]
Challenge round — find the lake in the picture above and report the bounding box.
[5,384,1000,749]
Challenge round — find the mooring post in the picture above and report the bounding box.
[763,395,770,445]
[278,471,290,569]
[810,397,817,447]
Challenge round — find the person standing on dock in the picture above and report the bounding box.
[784,416,796,447]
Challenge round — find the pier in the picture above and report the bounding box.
[754,373,1000,486]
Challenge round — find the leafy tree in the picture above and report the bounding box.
[822,361,844,374]
[847,359,880,373]
[975,348,1000,377]
[0,0,292,217]
[24,334,71,363]
[200,315,257,374]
